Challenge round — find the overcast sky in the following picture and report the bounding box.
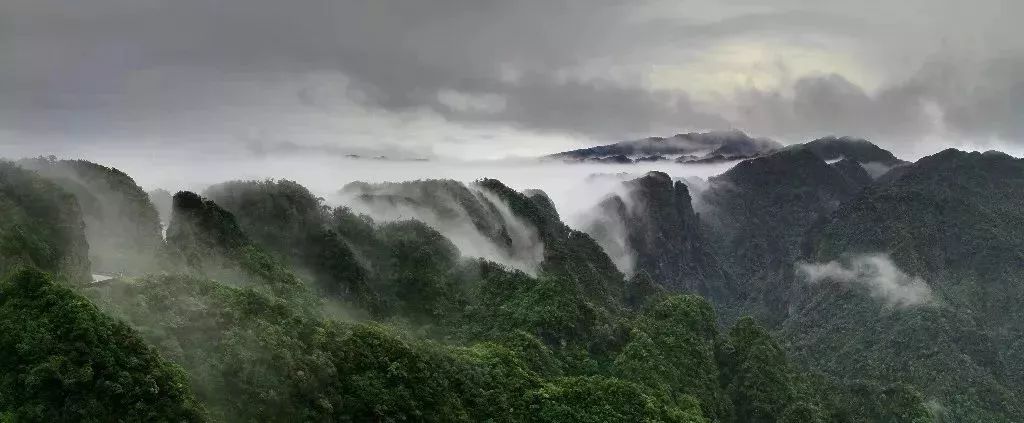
[2,0,1022,160]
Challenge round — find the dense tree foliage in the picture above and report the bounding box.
[830,158,874,191]
[164,191,305,298]
[19,157,163,275]
[0,161,90,283]
[0,268,205,422]
[75,180,855,422]
[784,149,1024,422]
[204,180,375,307]
[87,268,835,422]
[476,178,626,308]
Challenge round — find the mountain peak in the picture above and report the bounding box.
[802,136,904,165]
[639,170,672,182]
[718,146,845,190]
[546,130,781,163]
[581,171,734,301]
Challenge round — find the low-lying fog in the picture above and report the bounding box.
[101,154,739,231]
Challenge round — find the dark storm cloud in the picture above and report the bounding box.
[737,55,1024,144]
[2,0,691,141]
[1,0,1022,155]
[432,74,731,139]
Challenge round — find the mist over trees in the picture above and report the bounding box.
[0,161,90,283]
[2,136,1022,421]
[18,158,164,276]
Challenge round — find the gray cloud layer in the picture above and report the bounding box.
[2,0,1022,158]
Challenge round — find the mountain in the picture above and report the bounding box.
[697,146,864,322]
[0,161,91,283]
[83,175,877,422]
[830,158,874,191]
[19,158,163,275]
[547,130,782,163]
[204,180,374,306]
[0,148,963,421]
[586,171,736,302]
[801,136,905,165]
[474,178,628,306]
[0,268,205,422]
[164,190,305,298]
[780,149,1024,422]
[340,179,546,275]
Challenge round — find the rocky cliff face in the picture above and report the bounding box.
[589,172,735,303]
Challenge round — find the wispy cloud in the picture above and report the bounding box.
[797,253,934,307]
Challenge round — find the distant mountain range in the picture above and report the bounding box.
[545,131,914,168]
[546,130,783,164]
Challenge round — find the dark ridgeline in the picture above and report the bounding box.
[801,136,906,165]
[547,130,782,164]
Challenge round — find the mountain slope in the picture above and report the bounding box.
[830,158,874,191]
[164,191,304,298]
[19,158,163,274]
[0,161,91,283]
[588,172,736,302]
[341,179,545,275]
[697,147,861,322]
[205,180,374,305]
[0,154,947,422]
[475,178,628,308]
[1,268,205,421]
[784,149,1024,422]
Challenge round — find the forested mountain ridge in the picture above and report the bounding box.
[4,139,1011,421]
[579,140,1024,421]
[0,153,938,421]
[19,157,163,275]
[781,148,1024,422]
[1,268,206,422]
[696,146,863,323]
[0,161,91,283]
